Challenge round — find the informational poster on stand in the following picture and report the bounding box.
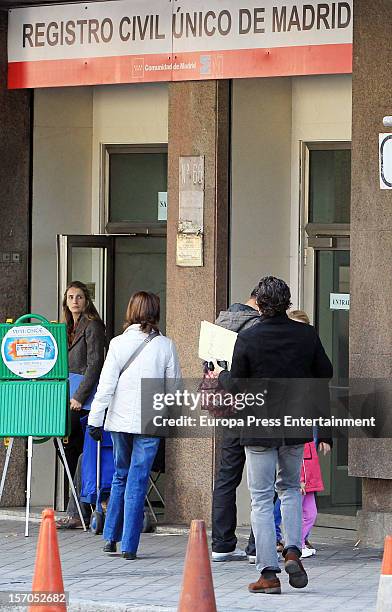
[0,314,84,538]
[1,324,58,378]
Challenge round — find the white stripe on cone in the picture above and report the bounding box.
[376,575,392,611]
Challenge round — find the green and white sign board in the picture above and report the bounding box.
[0,315,85,537]
[0,314,69,437]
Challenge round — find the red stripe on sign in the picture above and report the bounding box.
[8,53,173,89]
[8,44,352,89]
[172,44,352,81]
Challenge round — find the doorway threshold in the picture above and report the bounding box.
[316,512,357,530]
[0,506,65,523]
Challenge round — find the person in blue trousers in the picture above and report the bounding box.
[87,291,181,559]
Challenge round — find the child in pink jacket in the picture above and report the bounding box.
[300,440,325,558]
[288,310,331,559]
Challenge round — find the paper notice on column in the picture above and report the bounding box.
[198,321,238,366]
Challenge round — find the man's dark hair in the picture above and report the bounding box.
[256,276,292,317]
[250,285,259,298]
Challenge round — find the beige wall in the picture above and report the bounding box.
[32,83,169,316]
[32,87,93,322]
[31,86,93,505]
[231,75,352,308]
[290,75,352,308]
[91,83,168,231]
[231,78,293,304]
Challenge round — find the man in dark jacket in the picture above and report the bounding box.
[218,276,333,595]
[211,287,260,562]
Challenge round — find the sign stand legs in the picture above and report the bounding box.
[25,436,33,537]
[0,437,86,536]
[0,437,14,503]
[56,438,87,532]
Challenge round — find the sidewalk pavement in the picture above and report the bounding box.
[0,518,383,612]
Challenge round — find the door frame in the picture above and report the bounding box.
[100,143,168,235]
[299,140,351,321]
[57,234,115,339]
[299,141,362,520]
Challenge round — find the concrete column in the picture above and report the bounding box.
[0,12,31,506]
[165,80,230,524]
[349,0,392,545]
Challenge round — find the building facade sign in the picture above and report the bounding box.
[379,134,392,189]
[8,0,353,89]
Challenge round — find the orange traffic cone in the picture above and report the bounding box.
[29,508,66,612]
[178,520,217,612]
[376,535,392,611]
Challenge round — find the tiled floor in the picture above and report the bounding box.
[0,520,382,612]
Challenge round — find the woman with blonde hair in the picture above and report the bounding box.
[88,291,181,559]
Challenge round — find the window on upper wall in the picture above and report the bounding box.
[309,148,351,224]
[104,145,168,232]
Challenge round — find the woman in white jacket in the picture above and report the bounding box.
[87,291,181,559]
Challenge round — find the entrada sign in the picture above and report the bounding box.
[8,0,352,89]
[330,293,350,311]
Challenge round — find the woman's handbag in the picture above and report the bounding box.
[198,362,237,417]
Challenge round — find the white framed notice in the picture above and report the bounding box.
[176,233,203,267]
[158,191,167,221]
[330,293,350,311]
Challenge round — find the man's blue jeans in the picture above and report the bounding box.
[245,444,304,573]
[103,432,160,553]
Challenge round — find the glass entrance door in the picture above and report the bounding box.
[114,237,166,335]
[56,233,166,509]
[315,250,361,513]
[57,235,167,339]
[302,143,361,518]
[57,235,114,338]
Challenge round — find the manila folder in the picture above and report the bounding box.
[198,320,238,365]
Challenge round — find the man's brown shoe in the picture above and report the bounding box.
[284,551,308,588]
[248,575,281,594]
[55,516,83,529]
